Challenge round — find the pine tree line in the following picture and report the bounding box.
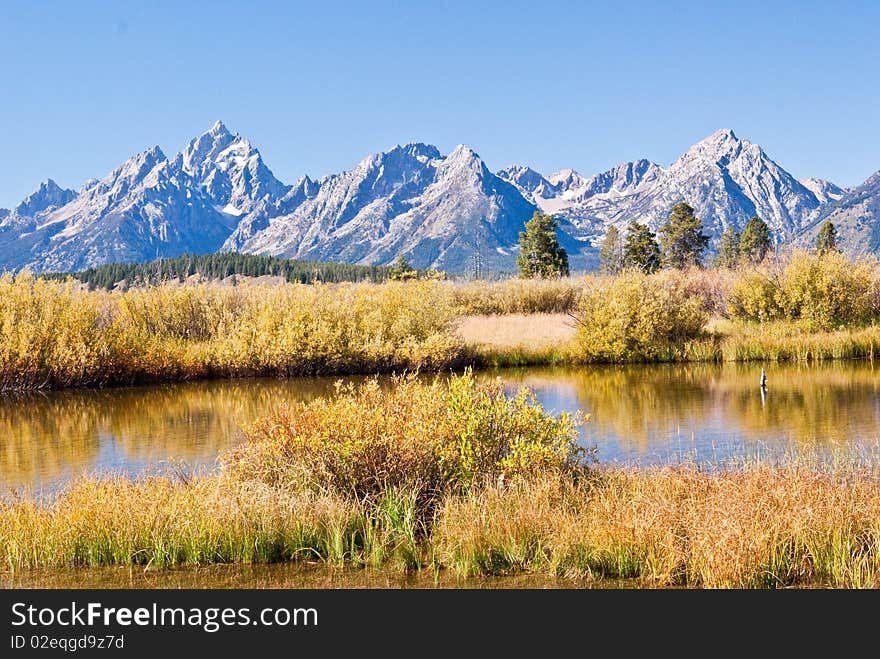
[45,253,403,290]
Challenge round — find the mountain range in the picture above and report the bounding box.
[0,122,876,274]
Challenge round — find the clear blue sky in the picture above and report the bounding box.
[2,0,878,207]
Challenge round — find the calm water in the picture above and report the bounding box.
[3,362,880,494]
[0,563,643,589]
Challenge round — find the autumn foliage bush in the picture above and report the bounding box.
[223,372,586,507]
[572,270,708,362]
[727,250,880,328]
[0,275,464,389]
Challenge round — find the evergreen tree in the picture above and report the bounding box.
[599,225,625,275]
[388,254,417,280]
[816,221,839,255]
[516,212,570,278]
[715,226,741,269]
[739,216,773,265]
[659,202,710,268]
[624,221,662,274]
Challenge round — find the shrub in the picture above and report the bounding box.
[0,277,466,389]
[726,270,783,323]
[777,251,876,327]
[222,371,587,508]
[572,270,708,362]
[727,251,880,328]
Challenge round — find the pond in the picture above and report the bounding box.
[3,361,880,494]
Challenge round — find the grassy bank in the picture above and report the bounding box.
[4,465,879,588]
[6,250,880,391]
[2,374,879,588]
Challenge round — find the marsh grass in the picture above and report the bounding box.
[0,274,465,390]
[4,465,879,588]
[432,464,880,588]
[0,474,427,571]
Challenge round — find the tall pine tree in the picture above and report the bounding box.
[659,202,710,268]
[739,216,772,265]
[624,221,661,274]
[599,225,625,275]
[816,221,839,255]
[715,226,741,269]
[517,212,570,278]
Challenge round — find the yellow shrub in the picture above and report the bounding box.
[573,270,708,362]
[727,270,783,322]
[727,251,880,328]
[0,276,466,389]
[223,371,586,506]
[778,251,877,327]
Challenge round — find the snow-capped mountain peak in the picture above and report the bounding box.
[3,124,877,275]
[13,178,76,218]
[547,169,587,192]
[174,121,288,215]
[799,177,845,204]
[497,165,560,202]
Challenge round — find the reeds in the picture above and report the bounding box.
[432,465,880,588]
[4,466,879,588]
[0,474,423,571]
[6,261,880,392]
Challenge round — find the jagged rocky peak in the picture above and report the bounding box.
[548,168,587,192]
[178,120,237,172]
[175,120,288,212]
[93,146,168,200]
[13,178,77,217]
[579,159,663,198]
[799,177,845,204]
[434,144,491,182]
[352,142,440,178]
[674,127,746,165]
[497,165,559,200]
[395,142,442,162]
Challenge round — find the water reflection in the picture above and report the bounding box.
[0,563,643,589]
[3,362,880,492]
[500,362,880,465]
[0,378,345,493]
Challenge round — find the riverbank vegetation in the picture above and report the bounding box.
[2,373,878,588]
[4,249,880,390]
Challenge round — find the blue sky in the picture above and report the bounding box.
[1,0,878,207]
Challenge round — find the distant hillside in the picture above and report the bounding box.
[45,252,397,290]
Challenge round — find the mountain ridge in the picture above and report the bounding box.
[1,123,876,274]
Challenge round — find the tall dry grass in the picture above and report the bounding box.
[450,278,583,315]
[4,466,879,587]
[0,474,423,571]
[7,254,880,392]
[432,466,880,588]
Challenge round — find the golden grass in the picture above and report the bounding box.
[0,274,465,390]
[6,263,880,391]
[433,465,880,588]
[454,314,577,349]
[4,466,879,588]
